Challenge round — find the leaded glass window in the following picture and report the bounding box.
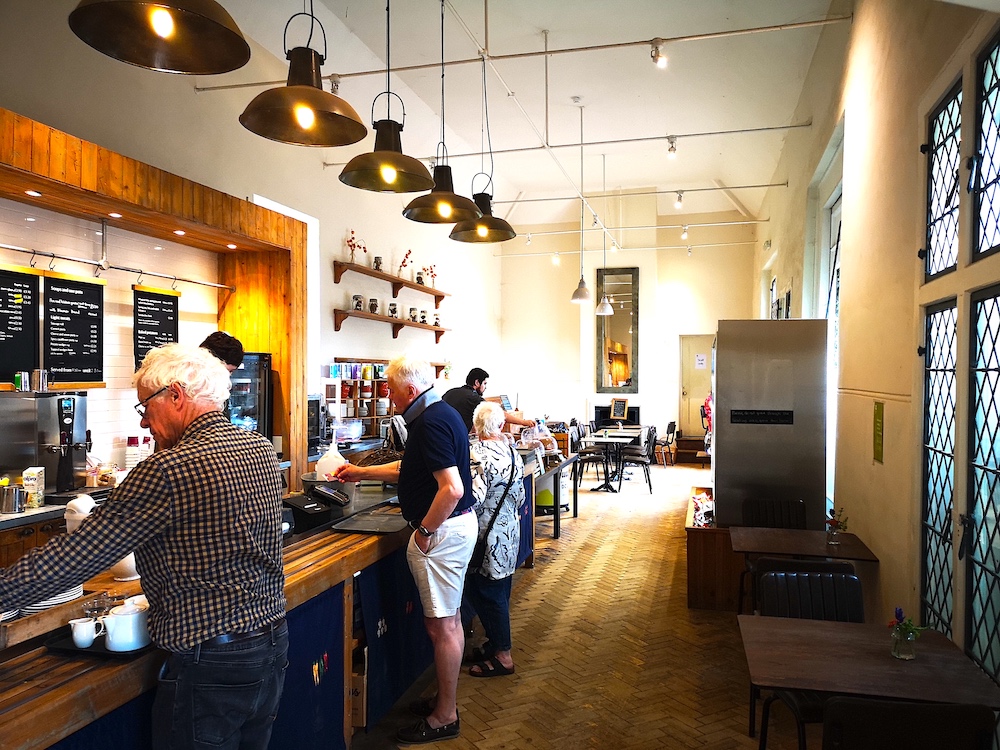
[975,32,1000,259]
[967,286,1000,679]
[921,302,956,636]
[926,83,961,277]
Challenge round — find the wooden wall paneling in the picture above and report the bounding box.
[121,155,135,204]
[96,147,111,196]
[48,129,66,184]
[107,151,123,200]
[30,121,49,178]
[0,109,13,166]
[64,135,81,188]
[81,141,98,192]
[12,114,31,171]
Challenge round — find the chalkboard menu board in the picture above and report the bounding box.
[133,286,179,369]
[43,274,105,383]
[0,266,41,381]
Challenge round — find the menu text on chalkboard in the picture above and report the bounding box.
[134,286,179,369]
[44,275,104,383]
[0,267,40,381]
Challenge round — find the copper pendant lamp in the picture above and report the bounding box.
[340,0,433,193]
[68,0,250,75]
[240,8,367,148]
[403,0,480,224]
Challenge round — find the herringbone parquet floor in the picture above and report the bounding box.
[353,464,812,749]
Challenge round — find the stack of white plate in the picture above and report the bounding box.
[20,583,84,615]
[0,609,18,622]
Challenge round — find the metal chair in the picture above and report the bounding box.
[757,572,865,750]
[575,423,607,482]
[737,498,808,615]
[618,425,655,493]
[654,421,676,465]
[822,697,995,750]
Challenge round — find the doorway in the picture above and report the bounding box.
[679,334,715,437]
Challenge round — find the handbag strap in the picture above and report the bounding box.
[479,446,517,540]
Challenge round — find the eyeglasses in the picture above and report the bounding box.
[134,386,169,417]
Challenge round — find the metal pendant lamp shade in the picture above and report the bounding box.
[596,295,614,315]
[240,47,367,147]
[403,165,481,224]
[571,276,591,303]
[339,121,433,193]
[68,0,250,75]
[450,192,516,243]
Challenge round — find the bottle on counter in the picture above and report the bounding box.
[125,437,140,469]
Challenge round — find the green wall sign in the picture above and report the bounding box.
[873,401,884,464]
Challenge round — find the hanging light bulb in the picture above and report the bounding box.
[681,224,689,240]
[551,253,560,265]
[674,191,684,209]
[340,0,433,193]
[571,100,590,303]
[68,0,250,75]
[404,1,479,223]
[650,38,667,69]
[667,136,677,159]
[240,7,366,147]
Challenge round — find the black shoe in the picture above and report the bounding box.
[408,695,436,717]
[396,716,460,744]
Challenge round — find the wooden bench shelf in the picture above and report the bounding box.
[333,308,450,343]
[333,261,449,309]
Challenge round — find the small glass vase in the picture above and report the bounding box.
[891,627,916,660]
[826,528,841,545]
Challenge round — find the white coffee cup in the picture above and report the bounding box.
[69,616,105,648]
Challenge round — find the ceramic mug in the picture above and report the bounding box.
[69,616,105,648]
[352,294,364,311]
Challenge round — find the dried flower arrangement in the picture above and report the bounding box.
[397,249,412,275]
[346,230,367,263]
[421,265,437,285]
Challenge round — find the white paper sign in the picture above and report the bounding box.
[695,353,707,369]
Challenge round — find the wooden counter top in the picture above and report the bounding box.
[0,518,409,750]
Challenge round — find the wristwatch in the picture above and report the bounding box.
[417,524,433,538]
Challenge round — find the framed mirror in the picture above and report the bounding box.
[596,267,638,394]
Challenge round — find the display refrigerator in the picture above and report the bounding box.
[228,352,272,440]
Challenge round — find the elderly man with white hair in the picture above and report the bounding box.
[333,355,476,744]
[0,342,288,750]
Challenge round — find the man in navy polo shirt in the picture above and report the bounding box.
[332,356,475,744]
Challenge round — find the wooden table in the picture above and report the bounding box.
[729,526,879,562]
[739,615,1000,736]
[580,433,639,492]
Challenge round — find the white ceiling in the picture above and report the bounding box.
[220,0,843,229]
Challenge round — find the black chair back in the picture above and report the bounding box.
[822,697,995,750]
[759,572,864,623]
[741,497,807,529]
[752,558,854,612]
[662,421,676,445]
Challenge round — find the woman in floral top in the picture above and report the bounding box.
[464,402,526,676]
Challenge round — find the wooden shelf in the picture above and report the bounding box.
[333,261,449,309]
[333,308,450,343]
[333,357,448,380]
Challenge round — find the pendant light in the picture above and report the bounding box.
[450,57,516,243]
[240,2,367,147]
[68,0,250,75]
[403,0,480,224]
[339,0,433,193]
[595,155,614,316]
[570,103,591,303]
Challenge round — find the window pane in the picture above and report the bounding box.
[926,84,961,276]
[976,34,1000,258]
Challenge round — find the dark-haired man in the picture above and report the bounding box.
[442,367,535,433]
[200,331,244,372]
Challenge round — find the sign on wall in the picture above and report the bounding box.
[133,285,180,369]
[0,264,41,381]
[43,273,105,383]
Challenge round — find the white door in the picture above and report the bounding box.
[680,334,715,437]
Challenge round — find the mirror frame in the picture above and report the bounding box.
[596,267,638,394]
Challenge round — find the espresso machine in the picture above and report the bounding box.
[0,392,89,493]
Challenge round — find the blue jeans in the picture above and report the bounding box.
[462,573,513,653]
[152,621,289,750]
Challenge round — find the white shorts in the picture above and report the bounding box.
[406,510,478,618]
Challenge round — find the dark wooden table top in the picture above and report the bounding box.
[728,526,879,562]
[738,615,1000,708]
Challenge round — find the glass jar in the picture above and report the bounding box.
[890,627,916,660]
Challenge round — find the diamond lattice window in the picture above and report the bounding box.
[968,287,1000,680]
[926,84,962,277]
[976,34,1000,259]
[922,302,956,636]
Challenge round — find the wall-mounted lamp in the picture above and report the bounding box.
[650,38,667,69]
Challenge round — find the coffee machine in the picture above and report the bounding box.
[0,392,89,493]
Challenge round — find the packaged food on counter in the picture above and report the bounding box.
[22,466,44,509]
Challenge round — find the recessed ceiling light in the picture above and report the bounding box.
[173,230,185,236]
[153,246,163,251]
[25,217,35,222]
[95,231,102,236]
[108,212,122,219]
[226,243,237,250]
[24,190,41,197]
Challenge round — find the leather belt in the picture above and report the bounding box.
[201,617,285,647]
[449,506,474,519]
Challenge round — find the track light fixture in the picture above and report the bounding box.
[339,0,432,192]
[650,38,667,69]
[667,136,677,159]
[687,245,692,257]
[681,225,689,240]
[526,233,532,245]
[404,0,480,223]
[674,191,684,209]
[240,4,366,147]
[68,0,250,75]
